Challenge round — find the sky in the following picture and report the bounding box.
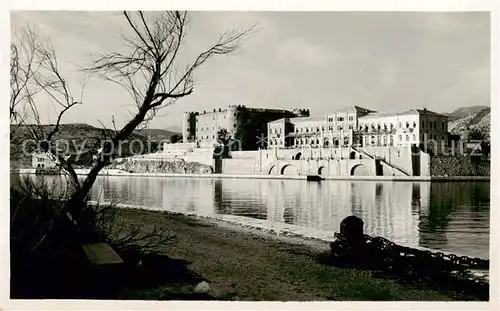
[10,11,490,131]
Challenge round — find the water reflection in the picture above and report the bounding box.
[12,174,490,258]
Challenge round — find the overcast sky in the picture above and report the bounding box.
[11,11,490,131]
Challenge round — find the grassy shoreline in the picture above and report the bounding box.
[114,207,471,301]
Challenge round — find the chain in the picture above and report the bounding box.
[331,233,489,299]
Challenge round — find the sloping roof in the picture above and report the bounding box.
[267,118,289,124]
[359,108,448,119]
[333,105,375,113]
[289,116,327,124]
[415,109,448,117]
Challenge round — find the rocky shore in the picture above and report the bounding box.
[110,159,213,174]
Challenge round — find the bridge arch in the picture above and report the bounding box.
[268,165,278,175]
[318,166,327,176]
[351,164,370,176]
[281,164,298,175]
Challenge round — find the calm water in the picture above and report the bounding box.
[16,175,490,259]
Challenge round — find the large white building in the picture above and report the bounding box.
[357,108,449,149]
[267,106,449,151]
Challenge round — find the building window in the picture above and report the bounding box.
[399,135,402,141]
[316,127,320,132]
[348,124,353,129]
[422,121,425,128]
[348,116,353,121]
[434,121,437,129]
[406,122,409,128]
[337,117,344,121]
[306,128,309,133]
[413,121,416,128]
[406,135,409,141]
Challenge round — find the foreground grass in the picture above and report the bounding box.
[114,208,461,301]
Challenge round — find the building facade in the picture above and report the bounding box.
[267,106,449,152]
[182,105,309,150]
[357,108,449,150]
[32,152,58,169]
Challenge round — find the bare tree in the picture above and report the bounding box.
[10,25,85,186]
[73,11,251,205]
[11,12,251,239]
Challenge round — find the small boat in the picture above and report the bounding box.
[307,175,324,181]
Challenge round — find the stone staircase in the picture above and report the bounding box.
[352,146,410,176]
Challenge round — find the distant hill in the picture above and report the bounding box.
[10,123,170,169]
[447,107,490,140]
[133,128,181,141]
[445,106,489,122]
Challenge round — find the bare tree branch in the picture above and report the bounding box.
[73,11,253,209]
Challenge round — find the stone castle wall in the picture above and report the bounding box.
[430,156,490,177]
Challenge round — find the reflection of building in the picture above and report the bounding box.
[88,176,488,259]
[418,182,490,258]
[267,106,449,151]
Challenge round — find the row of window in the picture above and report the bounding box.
[327,116,354,122]
[210,112,237,120]
[269,133,447,148]
[194,123,237,132]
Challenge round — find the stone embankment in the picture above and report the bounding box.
[110,159,213,175]
[430,156,490,177]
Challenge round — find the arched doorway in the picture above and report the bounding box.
[351,164,370,176]
[281,165,298,175]
[349,151,356,159]
[318,166,327,176]
[295,152,302,160]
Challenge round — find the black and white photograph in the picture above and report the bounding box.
[3,1,497,308]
